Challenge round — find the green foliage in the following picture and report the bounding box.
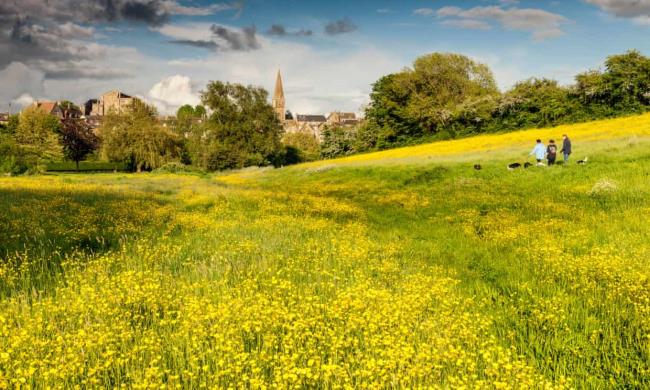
[60,118,100,170]
[320,125,359,159]
[153,161,202,174]
[0,114,19,136]
[194,105,207,118]
[364,53,499,147]
[176,104,195,120]
[188,81,283,171]
[100,99,183,172]
[282,131,320,162]
[46,161,127,172]
[359,50,650,154]
[0,135,29,175]
[14,106,62,170]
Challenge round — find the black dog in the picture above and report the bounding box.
[474,164,482,171]
[577,157,589,165]
[507,162,521,170]
[524,162,533,168]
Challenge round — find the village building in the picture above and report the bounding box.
[32,101,65,119]
[327,112,359,127]
[85,90,134,116]
[273,70,354,142]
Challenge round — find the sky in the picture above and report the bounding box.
[1,0,650,115]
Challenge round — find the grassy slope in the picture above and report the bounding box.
[1,114,649,388]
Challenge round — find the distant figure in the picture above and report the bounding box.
[474,164,482,171]
[546,139,558,166]
[561,134,572,163]
[529,139,546,166]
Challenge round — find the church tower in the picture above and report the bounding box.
[272,69,285,123]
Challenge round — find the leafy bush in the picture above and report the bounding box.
[46,161,127,172]
[153,162,202,174]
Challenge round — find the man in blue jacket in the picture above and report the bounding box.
[529,139,546,166]
[560,134,572,163]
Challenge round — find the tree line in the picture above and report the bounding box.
[324,50,650,157]
[0,82,287,174]
[1,50,648,174]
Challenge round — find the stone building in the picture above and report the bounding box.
[32,101,65,119]
[272,70,286,124]
[327,112,359,126]
[273,70,332,141]
[85,90,134,116]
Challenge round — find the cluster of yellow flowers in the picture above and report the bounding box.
[298,112,650,167]
[2,113,650,387]
[0,172,574,388]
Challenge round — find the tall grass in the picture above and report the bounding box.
[0,115,649,388]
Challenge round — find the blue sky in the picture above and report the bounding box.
[1,0,649,114]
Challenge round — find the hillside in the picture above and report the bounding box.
[1,114,649,388]
[306,112,650,167]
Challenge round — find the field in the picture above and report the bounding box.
[1,113,650,388]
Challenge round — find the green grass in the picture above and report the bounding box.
[46,161,127,172]
[0,120,649,388]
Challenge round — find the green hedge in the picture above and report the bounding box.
[46,161,127,172]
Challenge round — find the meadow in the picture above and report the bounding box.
[1,113,650,388]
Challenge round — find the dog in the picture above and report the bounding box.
[524,162,533,168]
[507,162,522,170]
[474,164,482,171]
[577,157,589,165]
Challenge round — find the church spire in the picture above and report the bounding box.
[272,69,285,123]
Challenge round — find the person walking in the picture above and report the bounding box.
[529,139,546,166]
[560,134,572,163]
[546,139,558,166]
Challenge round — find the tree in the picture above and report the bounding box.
[282,131,320,162]
[176,104,195,120]
[188,81,283,171]
[364,52,499,147]
[0,114,19,135]
[320,125,358,159]
[15,106,62,165]
[194,105,207,118]
[601,50,650,110]
[100,99,183,172]
[495,78,575,129]
[60,118,99,171]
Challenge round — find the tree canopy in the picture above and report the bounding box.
[188,81,283,170]
[364,53,499,147]
[60,118,99,170]
[100,99,182,172]
[15,107,62,164]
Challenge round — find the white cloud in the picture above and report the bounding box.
[161,0,243,16]
[585,0,650,25]
[159,23,402,115]
[0,62,45,111]
[436,5,569,40]
[12,94,36,108]
[442,19,492,30]
[148,75,201,115]
[585,0,650,18]
[414,8,435,16]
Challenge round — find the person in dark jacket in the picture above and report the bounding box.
[560,134,572,163]
[547,139,558,166]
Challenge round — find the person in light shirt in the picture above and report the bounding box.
[529,139,546,166]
